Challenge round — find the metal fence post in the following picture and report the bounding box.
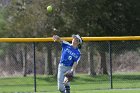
[33,42,37,92]
[109,41,113,89]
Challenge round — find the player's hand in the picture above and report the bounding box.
[53,35,60,42]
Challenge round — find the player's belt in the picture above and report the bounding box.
[59,63,72,67]
[60,63,67,66]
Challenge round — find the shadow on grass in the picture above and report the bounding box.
[0,74,140,93]
[73,75,109,83]
[0,74,139,87]
[113,74,140,81]
[36,74,140,84]
[0,84,33,87]
[36,75,57,83]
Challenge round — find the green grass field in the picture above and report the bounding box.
[0,73,140,93]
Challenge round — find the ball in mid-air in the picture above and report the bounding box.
[47,5,53,13]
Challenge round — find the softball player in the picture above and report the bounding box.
[53,34,83,93]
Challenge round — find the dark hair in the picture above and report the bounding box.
[78,38,83,49]
[78,44,82,49]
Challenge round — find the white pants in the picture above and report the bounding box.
[57,64,72,92]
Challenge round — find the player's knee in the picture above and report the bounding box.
[58,84,65,92]
[59,89,65,93]
[60,90,65,93]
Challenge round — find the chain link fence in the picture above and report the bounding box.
[0,41,140,92]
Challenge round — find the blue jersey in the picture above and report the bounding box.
[60,41,81,67]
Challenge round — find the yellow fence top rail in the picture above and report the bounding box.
[0,36,140,42]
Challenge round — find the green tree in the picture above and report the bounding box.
[61,0,140,75]
[0,9,7,36]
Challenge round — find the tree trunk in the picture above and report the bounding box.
[88,43,96,76]
[54,43,59,77]
[44,49,47,75]
[22,45,27,77]
[44,43,53,75]
[99,51,108,75]
[5,50,10,71]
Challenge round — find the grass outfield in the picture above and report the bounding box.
[0,73,140,93]
[48,89,140,93]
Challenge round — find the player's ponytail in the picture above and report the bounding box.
[78,44,82,49]
[78,38,83,49]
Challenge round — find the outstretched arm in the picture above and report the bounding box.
[71,62,78,72]
[52,35,63,43]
